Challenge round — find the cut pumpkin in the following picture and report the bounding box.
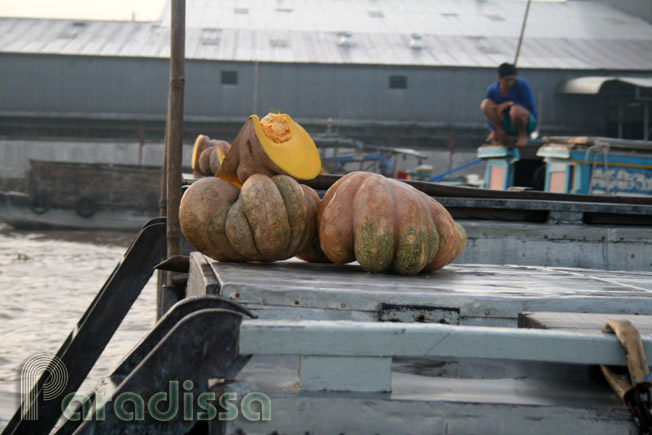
[217,113,322,186]
[191,135,211,176]
[191,134,231,176]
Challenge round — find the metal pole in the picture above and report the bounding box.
[156,127,168,318]
[160,0,186,319]
[644,100,649,141]
[514,0,532,66]
[618,104,623,139]
[448,130,455,171]
[253,61,259,115]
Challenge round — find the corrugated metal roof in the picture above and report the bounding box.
[1,0,652,70]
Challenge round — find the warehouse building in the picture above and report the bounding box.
[0,0,651,153]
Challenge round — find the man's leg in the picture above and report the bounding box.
[480,99,506,142]
[510,104,531,147]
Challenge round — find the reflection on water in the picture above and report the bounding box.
[0,222,157,398]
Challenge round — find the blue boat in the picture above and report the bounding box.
[536,137,652,196]
[478,137,652,196]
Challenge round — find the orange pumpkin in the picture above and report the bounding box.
[317,172,466,274]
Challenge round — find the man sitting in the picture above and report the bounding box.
[481,62,538,148]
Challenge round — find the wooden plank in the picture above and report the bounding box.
[186,252,220,297]
[28,160,160,211]
[208,260,652,324]
[225,391,634,435]
[301,174,652,205]
[542,136,652,151]
[519,312,652,334]
[220,355,637,434]
[239,319,652,366]
[299,356,392,392]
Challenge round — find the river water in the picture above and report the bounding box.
[0,223,157,400]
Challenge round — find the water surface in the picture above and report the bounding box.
[0,223,157,399]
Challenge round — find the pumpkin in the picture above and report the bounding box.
[317,172,466,274]
[179,174,320,262]
[295,187,332,263]
[191,134,231,176]
[216,113,322,187]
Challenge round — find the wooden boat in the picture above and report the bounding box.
[0,160,160,230]
[181,254,652,435]
[537,136,652,196]
[478,136,652,196]
[4,175,652,434]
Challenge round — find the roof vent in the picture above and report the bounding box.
[469,36,501,54]
[409,34,424,49]
[275,0,293,13]
[58,21,87,39]
[485,14,505,22]
[270,38,290,48]
[337,31,353,47]
[201,28,221,45]
[368,11,384,18]
[234,8,249,14]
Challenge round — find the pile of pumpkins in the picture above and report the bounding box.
[180,113,466,275]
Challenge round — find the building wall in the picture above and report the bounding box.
[1,53,651,147]
[0,54,169,117]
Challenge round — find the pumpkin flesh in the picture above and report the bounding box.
[217,113,322,186]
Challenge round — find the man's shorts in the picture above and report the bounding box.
[501,112,537,136]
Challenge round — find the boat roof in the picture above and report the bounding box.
[557,76,652,94]
[1,0,652,70]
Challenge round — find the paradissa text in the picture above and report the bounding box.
[62,380,271,422]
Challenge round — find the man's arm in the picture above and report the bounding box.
[516,79,536,118]
[484,83,511,130]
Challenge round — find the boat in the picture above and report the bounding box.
[312,133,431,178]
[537,136,652,196]
[0,160,161,230]
[478,136,652,196]
[4,170,651,434]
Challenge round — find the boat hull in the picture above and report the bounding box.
[0,191,157,230]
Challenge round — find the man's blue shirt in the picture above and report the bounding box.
[485,77,538,122]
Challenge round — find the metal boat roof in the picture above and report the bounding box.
[1,0,652,69]
[557,76,652,94]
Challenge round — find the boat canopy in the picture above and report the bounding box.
[556,76,652,94]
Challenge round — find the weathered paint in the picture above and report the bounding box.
[239,319,652,366]
[186,253,652,326]
[299,356,392,392]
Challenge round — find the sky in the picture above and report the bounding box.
[0,0,168,21]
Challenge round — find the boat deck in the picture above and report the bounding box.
[186,254,651,434]
[188,254,652,326]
